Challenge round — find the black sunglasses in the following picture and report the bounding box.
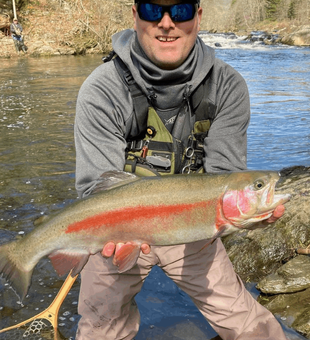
[137,2,197,23]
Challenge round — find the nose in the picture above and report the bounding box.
[158,11,175,30]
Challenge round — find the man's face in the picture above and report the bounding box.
[132,0,202,70]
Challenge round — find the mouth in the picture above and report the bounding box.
[270,192,291,207]
[242,192,291,226]
[157,36,178,42]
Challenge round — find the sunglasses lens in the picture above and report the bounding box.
[171,4,195,22]
[138,3,195,22]
[139,3,163,21]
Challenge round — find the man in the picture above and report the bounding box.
[10,17,26,54]
[74,0,288,339]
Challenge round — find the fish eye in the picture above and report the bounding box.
[254,180,265,190]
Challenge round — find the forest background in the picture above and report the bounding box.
[0,0,309,55]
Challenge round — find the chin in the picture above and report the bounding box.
[155,57,183,70]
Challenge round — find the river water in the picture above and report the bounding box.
[0,33,309,339]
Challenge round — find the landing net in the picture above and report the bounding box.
[0,272,77,340]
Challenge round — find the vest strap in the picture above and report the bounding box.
[114,57,149,139]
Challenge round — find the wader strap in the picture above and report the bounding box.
[190,66,217,123]
[106,53,216,142]
[102,50,116,63]
[114,57,149,139]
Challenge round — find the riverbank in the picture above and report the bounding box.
[0,0,309,58]
[1,25,309,59]
[0,2,104,58]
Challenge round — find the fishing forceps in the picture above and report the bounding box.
[182,138,195,174]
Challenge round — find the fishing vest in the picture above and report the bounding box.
[12,23,21,36]
[103,52,217,177]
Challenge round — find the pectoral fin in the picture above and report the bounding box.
[113,242,140,273]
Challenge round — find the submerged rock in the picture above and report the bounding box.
[258,288,310,338]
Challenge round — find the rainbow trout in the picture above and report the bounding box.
[0,171,290,300]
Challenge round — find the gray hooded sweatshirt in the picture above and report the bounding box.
[75,29,250,198]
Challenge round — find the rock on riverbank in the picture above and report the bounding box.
[246,26,310,46]
[280,25,310,46]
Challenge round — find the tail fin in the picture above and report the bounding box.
[0,242,33,300]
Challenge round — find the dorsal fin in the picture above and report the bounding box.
[92,170,139,193]
[33,215,52,226]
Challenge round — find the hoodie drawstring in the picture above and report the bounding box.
[147,88,157,106]
[183,84,192,115]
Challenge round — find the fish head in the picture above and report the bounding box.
[221,171,290,230]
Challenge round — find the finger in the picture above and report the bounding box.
[141,243,151,254]
[266,205,286,223]
[273,205,285,218]
[101,241,116,257]
[115,242,125,253]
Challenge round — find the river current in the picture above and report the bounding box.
[0,33,309,339]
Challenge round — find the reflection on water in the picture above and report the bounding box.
[212,47,310,171]
[0,56,101,233]
[0,56,102,338]
[0,46,309,339]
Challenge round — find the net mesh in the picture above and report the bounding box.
[0,318,55,340]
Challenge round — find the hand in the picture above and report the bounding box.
[101,241,151,257]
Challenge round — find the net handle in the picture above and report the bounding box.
[0,270,78,334]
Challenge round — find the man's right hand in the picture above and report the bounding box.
[101,241,151,257]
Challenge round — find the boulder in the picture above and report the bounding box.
[0,13,9,29]
[257,255,310,294]
[281,26,310,46]
[258,288,310,338]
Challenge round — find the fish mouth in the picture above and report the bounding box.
[236,192,291,228]
[273,192,291,205]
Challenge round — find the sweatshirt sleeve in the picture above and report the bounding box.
[74,64,132,198]
[203,60,250,173]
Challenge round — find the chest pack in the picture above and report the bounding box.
[103,52,218,176]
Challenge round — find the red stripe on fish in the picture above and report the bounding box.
[65,201,210,234]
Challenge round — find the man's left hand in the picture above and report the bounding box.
[264,204,286,224]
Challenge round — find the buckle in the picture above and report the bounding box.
[127,140,144,152]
